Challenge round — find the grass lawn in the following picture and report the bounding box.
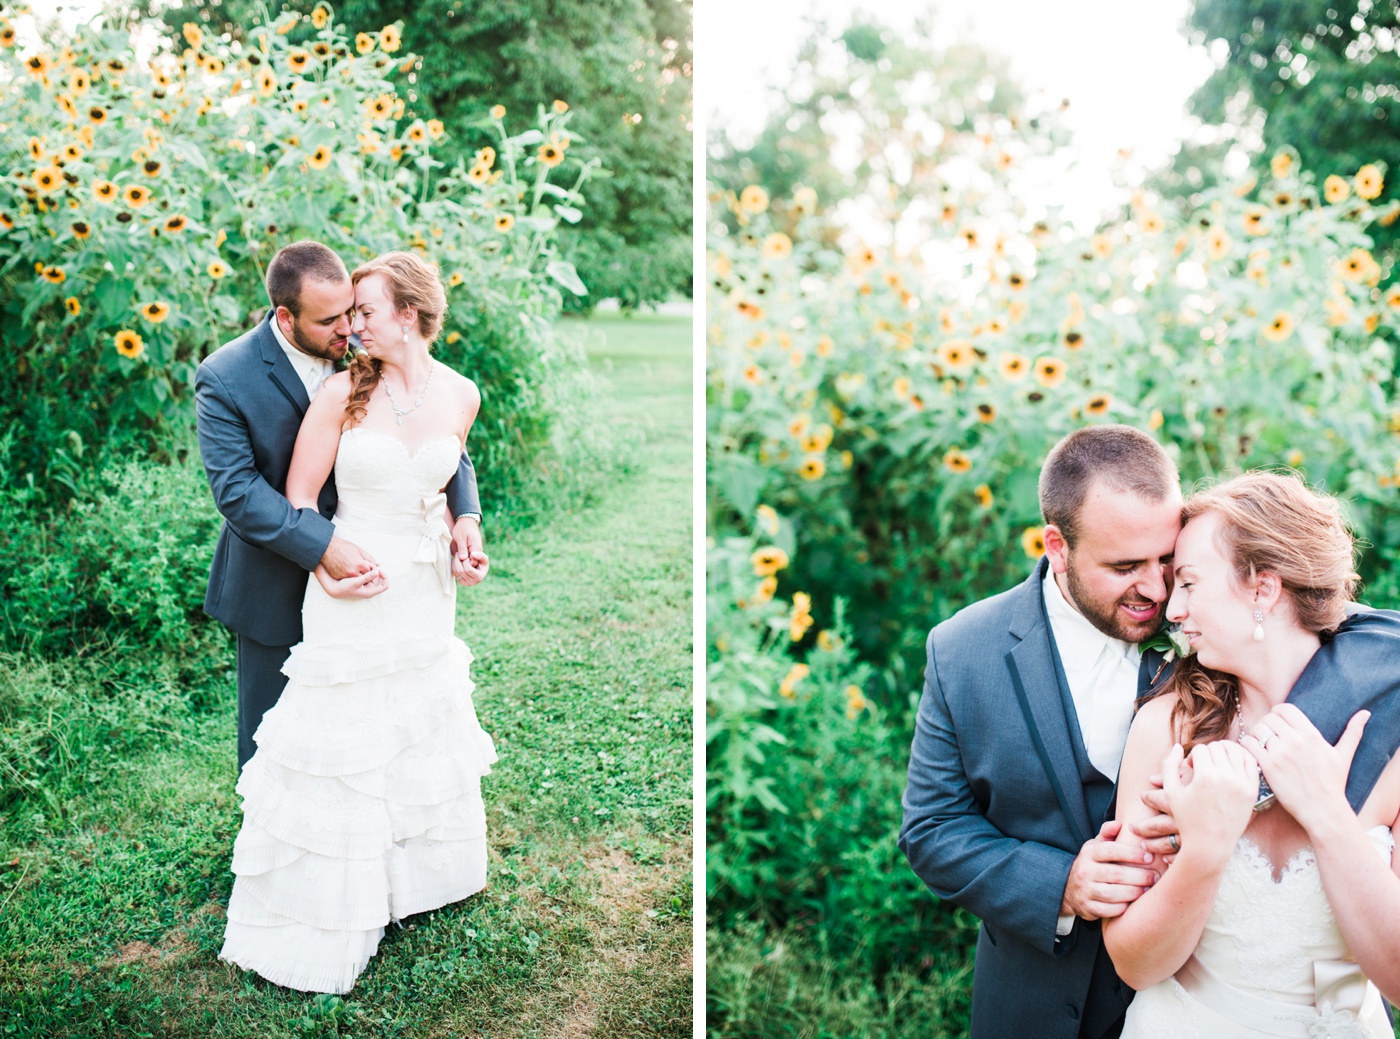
[0,312,693,1038]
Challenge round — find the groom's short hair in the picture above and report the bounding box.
[266,240,348,316]
[1039,425,1178,547]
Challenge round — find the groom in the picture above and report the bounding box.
[196,239,487,772]
[899,424,1400,1039]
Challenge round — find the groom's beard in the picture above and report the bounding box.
[288,317,350,364]
[1064,558,1164,643]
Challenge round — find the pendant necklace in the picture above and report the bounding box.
[383,362,435,425]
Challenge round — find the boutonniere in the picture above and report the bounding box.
[1140,622,1191,687]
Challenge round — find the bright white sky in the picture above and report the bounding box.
[698,0,1222,230]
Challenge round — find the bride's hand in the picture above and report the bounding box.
[314,563,389,599]
[1240,704,1368,833]
[1161,741,1258,864]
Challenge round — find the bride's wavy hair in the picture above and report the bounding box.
[344,251,449,427]
[1161,471,1358,753]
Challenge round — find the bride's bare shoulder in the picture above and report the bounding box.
[436,363,480,409]
[1129,691,1178,744]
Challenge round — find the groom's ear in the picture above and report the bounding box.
[1043,524,1069,574]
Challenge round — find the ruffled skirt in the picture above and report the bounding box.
[219,634,496,993]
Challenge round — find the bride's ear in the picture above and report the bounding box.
[1253,570,1283,611]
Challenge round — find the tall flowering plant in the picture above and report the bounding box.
[0,2,598,491]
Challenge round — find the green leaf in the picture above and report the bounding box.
[545,259,587,295]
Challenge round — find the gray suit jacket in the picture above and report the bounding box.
[195,314,480,646]
[899,559,1400,1039]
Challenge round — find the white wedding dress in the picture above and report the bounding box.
[219,426,497,993]
[1119,825,1395,1038]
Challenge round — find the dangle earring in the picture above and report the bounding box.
[402,323,409,343]
[1253,608,1265,641]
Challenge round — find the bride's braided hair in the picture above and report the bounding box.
[1160,471,1358,753]
[344,251,448,427]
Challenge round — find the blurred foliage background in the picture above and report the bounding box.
[705,8,1400,1037]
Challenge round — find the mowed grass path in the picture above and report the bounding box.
[0,313,693,1038]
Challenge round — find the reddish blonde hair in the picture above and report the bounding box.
[1161,471,1358,751]
[343,251,449,426]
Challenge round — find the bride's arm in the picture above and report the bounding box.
[1245,705,1400,1003]
[286,374,351,510]
[286,373,382,589]
[1102,696,1254,989]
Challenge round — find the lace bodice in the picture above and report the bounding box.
[1121,824,1396,1039]
[1196,825,1394,1002]
[334,426,461,520]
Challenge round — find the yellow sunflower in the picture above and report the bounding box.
[762,233,792,260]
[89,105,107,124]
[0,213,13,230]
[407,122,426,143]
[288,48,311,73]
[536,142,564,168]
[256,67,277,96]
[1085,393,1111,416]
[1063,330,1084,350]
[207,260,230,279]
[428,119,445,140]
[1324,174,1350,204]
[1242,205,1269,236]
[142,159,162,177]
[114,329,144,358]
[1355,164,1384,201]
[93,180,117,204]
[943,448,972,473]
[164,214,187,233]
[32,165,63,192]
[1138,210,1164,234]
[0,26,15,47]
[308,146,332,170]
[974,484,994,508]
[311,4,330,29]
[124,185,151,207]
[40,265,66,284]
[1021,527,1046,559]
[71,220,90,240]
[64,296,80,315]
[751,546,790,577]
[778,663,809,700]
[182,22,203,48]
[739,185,769,215]
[798,456,826,481]
[553,99,569,114]
[495,213,515,232]
[1270,150,1293,179]
[490,103,505,119]
[999,352,1029,381]
[355,32,376,54]
[937,338,975,373]
[1206,226,1232,261]
[1034,356,1066,388]
[140,300,170,323]
[975,403,996,424]
[379,25,401,52]
[1261,312,1294,342]
[28,138,44,161]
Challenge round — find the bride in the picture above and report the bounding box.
[1107,471,1400,1037]
[218,251,497,993]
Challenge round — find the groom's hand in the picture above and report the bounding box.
[1133,778,1181,859]
[1060,819,1159,921]
[451,515,488,587]
[321,536,377,580]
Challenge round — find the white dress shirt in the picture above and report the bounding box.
[270,316,334,401]
[1043,566,1142,938]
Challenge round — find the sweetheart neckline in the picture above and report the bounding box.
[1234,823,1393,886]
[340,426,462,462]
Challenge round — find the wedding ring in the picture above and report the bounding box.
[1260,733,1273,750]
[1168,833,1180,854]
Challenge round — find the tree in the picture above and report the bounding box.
[1178,0,1400,257]
[147,0,693,310]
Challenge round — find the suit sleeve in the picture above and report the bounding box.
[1286,608,1400,810]
[443,446,481,520]
[195,363,334,571]
[899,629,1078,956]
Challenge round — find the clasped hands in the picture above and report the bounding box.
[1062,705,1369,923]
[314,516,491,600]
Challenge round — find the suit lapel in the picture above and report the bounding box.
[257,315,311,416]
[1005,561,1094,848]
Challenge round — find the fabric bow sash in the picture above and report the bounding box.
[412,492,453,595]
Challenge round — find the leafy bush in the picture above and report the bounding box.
[0,3,599,498]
